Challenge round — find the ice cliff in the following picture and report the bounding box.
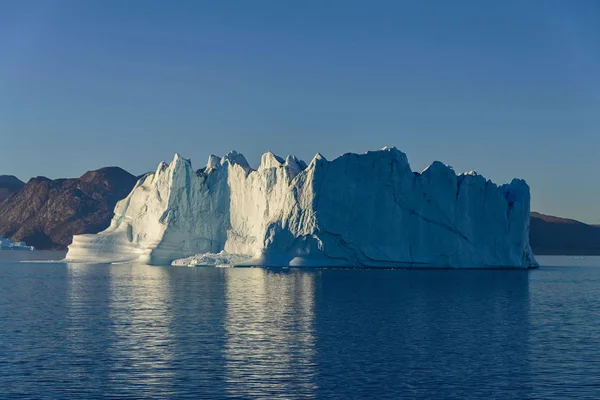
[66,147,537,268]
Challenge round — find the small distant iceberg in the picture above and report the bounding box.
[172,251,251,267]
[0,237,35,251]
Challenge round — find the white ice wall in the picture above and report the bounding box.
[66,147,537,268]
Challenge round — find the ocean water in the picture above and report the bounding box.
[1,252,599,399]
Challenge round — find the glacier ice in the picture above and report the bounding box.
[66,147,537,268]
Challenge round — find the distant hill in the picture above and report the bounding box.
[0,175,24,202]
[0,167,137,250]
[530,212,600,255]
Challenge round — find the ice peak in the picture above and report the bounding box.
[284,155,307,169]
[311,153,327,162]
[501,178,530,203]
[259,152,285,170]
[171,153,192,167]
[170,153,192,174]
[222,151,251,170]
[422,161,452,175]
[380,145,397,151]
[282,155,307,178]
[206,155,221,170]
[156,161,169,175]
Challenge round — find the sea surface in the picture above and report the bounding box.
[1,251,599,399]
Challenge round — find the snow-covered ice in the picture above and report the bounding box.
[0,237,35,251]
[66,147,537,268]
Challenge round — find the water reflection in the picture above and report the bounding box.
[66,263,113,393]
[162,266,230,395]
[10,256,600,399]
[106,264,176,397]
[224,268,317,398]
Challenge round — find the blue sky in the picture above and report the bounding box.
[1,0,598,223]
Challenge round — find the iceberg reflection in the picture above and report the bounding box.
[106,264,176,396]
[65,263,116,388]
[223,268,318,398]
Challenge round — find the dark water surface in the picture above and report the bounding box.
[1,252,599,399]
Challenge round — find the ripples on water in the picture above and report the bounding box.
[1,252,599,399]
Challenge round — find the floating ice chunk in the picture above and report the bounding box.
[0,236,35,251]
[172,251,251,267]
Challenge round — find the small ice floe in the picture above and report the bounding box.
[0,237,35,251]
[171,251,251,267]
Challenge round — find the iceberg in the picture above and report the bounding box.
[66,147,537,268]
[0,236,35,251]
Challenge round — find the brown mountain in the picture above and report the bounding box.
[530,212,600,255]
[0,175,25,202]
[0,167,137,250]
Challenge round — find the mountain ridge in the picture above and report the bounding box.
[0,175,25,202]
[530,211,600,255]
[0,167,138,249]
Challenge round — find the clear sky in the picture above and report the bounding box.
[1,0,598,223]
